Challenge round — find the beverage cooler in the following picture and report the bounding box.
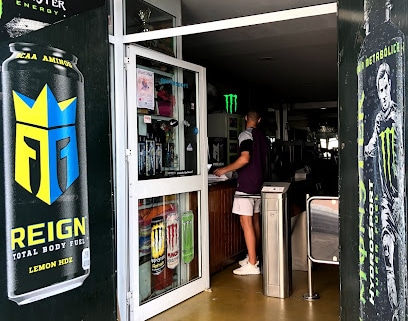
[207,113,244,165]
[125,45,209,320]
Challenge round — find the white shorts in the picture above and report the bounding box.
[232,192,261,216]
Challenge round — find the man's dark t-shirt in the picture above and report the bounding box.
[236,127,267,194]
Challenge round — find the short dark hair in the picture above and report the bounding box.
[247,109,261,122]
[376,62,391,89]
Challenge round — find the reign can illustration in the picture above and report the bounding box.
[357,1,406,320]
[2,43,90,305]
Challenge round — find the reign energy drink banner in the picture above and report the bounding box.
[3,43,90,305]
[0,3,114,321]
[357,1,407,320]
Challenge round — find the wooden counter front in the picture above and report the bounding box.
[208,181,246,275]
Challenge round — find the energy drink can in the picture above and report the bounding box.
[151,216,165,276]
[166,211,179,269]
[151,215,173,291]
[2,43,90,305]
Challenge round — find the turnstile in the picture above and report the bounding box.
[261,182,292,298]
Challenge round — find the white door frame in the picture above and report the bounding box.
[111,2,337,320]
[126,44,208,321]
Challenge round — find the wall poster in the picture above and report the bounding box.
[0,2,115,321]
[357,1,407,320]
[136,68,155,110]
[3,42,90,306]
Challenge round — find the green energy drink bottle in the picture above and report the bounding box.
[182,211,194,264]
[2,43,90,305]
[357,1,406,319]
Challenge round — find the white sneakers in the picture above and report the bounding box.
[239,255,259,267]
[233,262,260,275]
[234,255,261,275]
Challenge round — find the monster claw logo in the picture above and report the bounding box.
[13,84,79,205]
[151,217,165,274]
[379,126,396,184]
[224,94,238,114]
[151,222,165,258]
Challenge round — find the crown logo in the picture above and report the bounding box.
[13,85,77,128]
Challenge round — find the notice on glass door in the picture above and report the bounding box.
[136,68,155,110]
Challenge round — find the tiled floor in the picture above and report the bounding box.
[149,262,340,321]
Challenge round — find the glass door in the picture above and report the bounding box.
[125,44,209,320]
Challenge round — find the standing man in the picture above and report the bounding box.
[364,61,403,320]
[214,109,267,275]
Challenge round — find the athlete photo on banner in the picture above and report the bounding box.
[357,1,406,320]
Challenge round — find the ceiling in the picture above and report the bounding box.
[179,0,338,126]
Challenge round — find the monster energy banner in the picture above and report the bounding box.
[357,4,407,320]
[224,94,238,114]
[0,0,105,42]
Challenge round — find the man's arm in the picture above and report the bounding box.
[213,151,250,176]
[365,113,381,158]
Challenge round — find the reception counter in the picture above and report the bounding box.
[208,181,246,274]
[208,180,308,275]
